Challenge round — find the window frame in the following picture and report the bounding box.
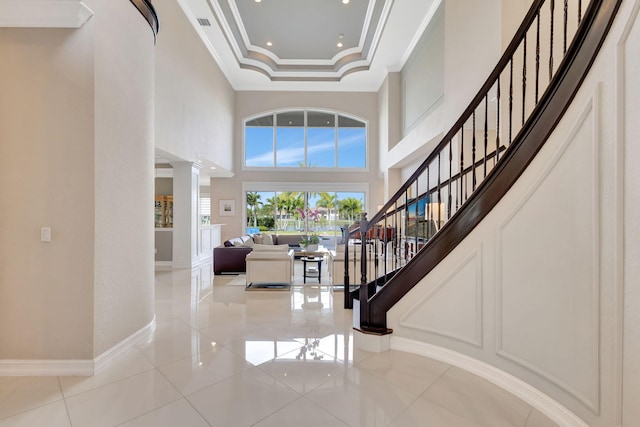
[242,182,369,235]
[243,108,369,172]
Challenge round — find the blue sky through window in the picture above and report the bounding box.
[276,127,304,166]
[246,127,274,166]
[338,128,366,168]
[245,111,366,168]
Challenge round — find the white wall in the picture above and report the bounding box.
[154,0,235,172]
[0,26,95,360]
[212,91,383,242]
[387,1,640,425]
[88,0,156,357]
[382,0,502,191]
[401,5,444,134]
[621,2,640,424]
[0,0,156,364]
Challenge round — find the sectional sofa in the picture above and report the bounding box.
[213,234,307,275]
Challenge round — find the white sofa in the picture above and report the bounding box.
[245,244,294,288]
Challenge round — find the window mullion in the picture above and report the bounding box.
[272,113,276,167]
[304,110,308,167]
[335,113,339,167]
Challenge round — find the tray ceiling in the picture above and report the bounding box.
[178,0,440,91]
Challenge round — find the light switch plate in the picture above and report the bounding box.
[41,227,51,242]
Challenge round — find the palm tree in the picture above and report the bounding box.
[276,192,303,230]
[246,192,261,227]
[316,192,338,235]
[339,197,363,222]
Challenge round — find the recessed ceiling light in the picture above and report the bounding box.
[266,41,272,47]
[342,0,349,4]
[210,166,216,170]
[338,33,344,39]
[337,42,343,48]
[255,0,262,2]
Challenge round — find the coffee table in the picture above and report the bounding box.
[301,256,323,283]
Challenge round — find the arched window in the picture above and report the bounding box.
[244,110,367,169]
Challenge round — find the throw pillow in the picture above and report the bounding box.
[262,234,274,245]
[253,234,263,244]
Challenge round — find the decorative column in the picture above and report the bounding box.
[172,161,202,269]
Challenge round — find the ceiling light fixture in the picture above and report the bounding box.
[342,0,349,4]
[266,41,272,47]
[255,0,262,2]
[337,42,343,48]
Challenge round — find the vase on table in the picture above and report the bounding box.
[302,244,318,252]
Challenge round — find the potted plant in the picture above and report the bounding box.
[299,233,321,251]
[297,207,323,251]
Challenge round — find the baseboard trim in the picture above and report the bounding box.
[0,359,94,376]
[0,316,156,377]
[391,337,588,427]
[94,316,156,373]
[154,261,173,270]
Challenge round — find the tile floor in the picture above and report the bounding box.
[0,261,560,426]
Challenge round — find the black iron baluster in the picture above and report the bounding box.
[536,11,541,103]
[509,58,514,144]
[403,190,409,261]
[579,0,582,24]
[550,0,555,80]
[461,127,467,203]
[496,78,501,163]
[382,214,388,278]
[392,201,398,270]
[437,153,442,229]
[448,140,453,218]
[414,178,418,258]
[374,220,379,282]
[563,0,568,54]
[426,165,431,246]
[344,233,351,309]
[472,111,477,191]
[484,95,488,178]
[358,213,369,328]
[522,32,527,126]
[457,130,462,210]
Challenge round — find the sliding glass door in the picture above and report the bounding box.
[245,189,365,248]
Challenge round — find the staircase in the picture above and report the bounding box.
[341,0,622,333]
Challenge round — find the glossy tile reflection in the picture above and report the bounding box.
[0,263,559,426]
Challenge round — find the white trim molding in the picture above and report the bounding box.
[398,247,483,348]
[391,337,589,427]
[0,358,94,377]
[0,1,93,28]
[495,94,601,412]
[0,316,156,376]
[93,316,156,373]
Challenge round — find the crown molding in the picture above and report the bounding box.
[0,0,93,28]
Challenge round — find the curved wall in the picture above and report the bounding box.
[386,1,640,425]
[0,0,156,370]
[85,0,156,358]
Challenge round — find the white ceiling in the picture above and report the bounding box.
[177,0,441,91]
